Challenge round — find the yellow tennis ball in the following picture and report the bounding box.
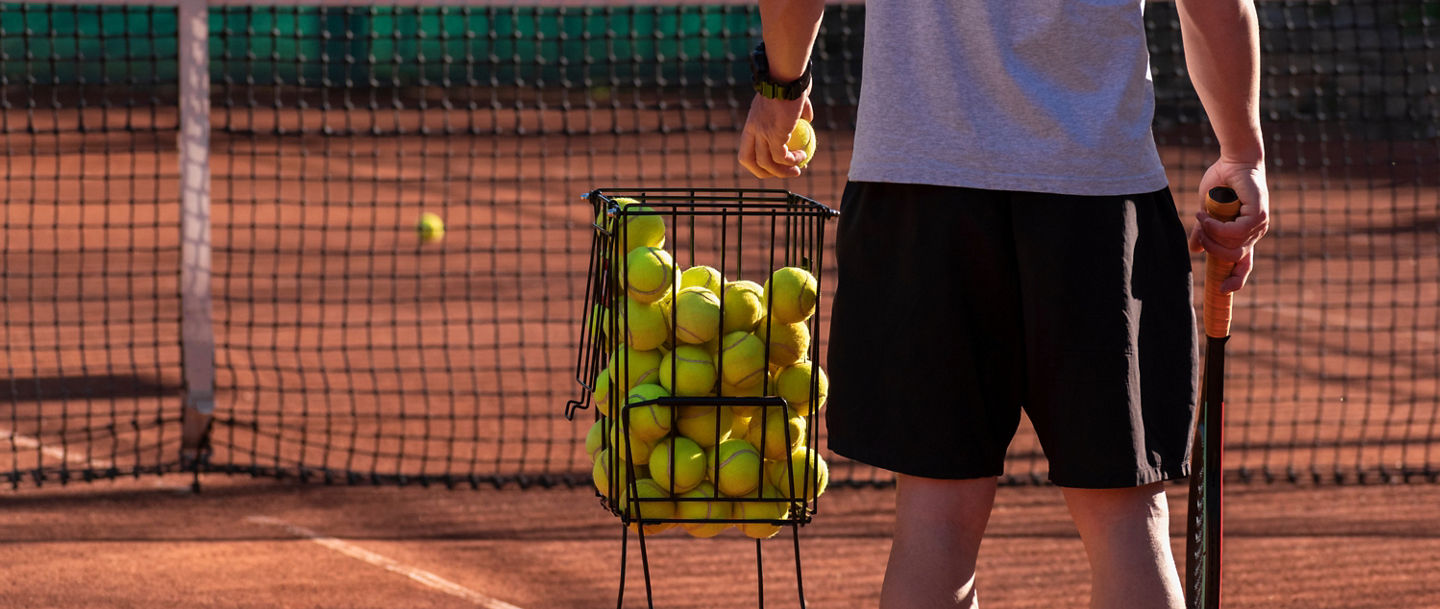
[764,267,818,325]
[721,280,766,334]
[677,481,733,538]
[675,405,733,449]
[766,446,830,502]
[660,345,717,397]
[621,296,671,352]
[718,331,768,390]
[608,344,663,393]
[680,265,724,294]
[746,407,806,460]
[735,482,791,539]
[673,286,722,345]
[787,118,817,169]
[622,477,677,535]
[624,384,673,442]
[417,212,445,243]
[613,425,657,466]
[625,246,675,304]
[586,416,609,463]
[754,316,810,367]
[592,367,614,418]
[649,436,707,495]
[728,412,752,441]
[592,448,616,498]
[776,361,828,416]
[708,438,763,497]
[617,202,666,253]
[721,369,774,418]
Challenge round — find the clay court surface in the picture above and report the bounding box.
[3,476,1438,609]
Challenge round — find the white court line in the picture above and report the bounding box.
[246,515,525,609]
[0,426,114,469]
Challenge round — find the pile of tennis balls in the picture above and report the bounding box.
[585,197,831,540]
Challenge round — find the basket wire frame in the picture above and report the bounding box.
[567,188,838,608]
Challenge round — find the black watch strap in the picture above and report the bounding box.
[751,42,812,101]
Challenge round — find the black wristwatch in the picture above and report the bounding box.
[750,42,812,101]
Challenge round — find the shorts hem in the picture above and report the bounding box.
[828,440,1005,481]
[1048,461,1192,489]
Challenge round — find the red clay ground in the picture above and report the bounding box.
[3,476,1438,609]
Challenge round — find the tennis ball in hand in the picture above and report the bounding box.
[677,481,733,538]
[721,280,766,334]
[775,361,827,416]
[787,118,817,169]
[660,345,718,397]
[673,286,722,345]
[649,436,707,495]
[417,212,445,243]
[626,246,675,304]
[708,438,763,497]
[764,267,818,325]
[755,316,810,367]
[718,331,768,390]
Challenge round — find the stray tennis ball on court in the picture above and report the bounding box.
[677,481,733,538]
[622,477,677,535]
[673,286,722,345]
[775,361,827,417]
[660,345,718,397]
[746,407,806,460]
[675,405,734,449]
[767,446,830,502]
[708,438,763,497]
[680,265,724,294]
[787,118,817,169]
[649,436,707,495]
[416,211,445,243]
[626,246,675,304]
[622,296,671,352]
[721,280,766,334]
[608,344,663,393]
[765,267,818,325]
[735,482,791,539]
[624,384,673,442]
[719,331,768,390]
[754,316,811,367]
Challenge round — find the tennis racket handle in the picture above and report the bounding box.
[1203,187,1242,339]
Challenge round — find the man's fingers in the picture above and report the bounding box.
[1221,252,1254,294]
[757,137,801,178]
[1188,223,1205,253]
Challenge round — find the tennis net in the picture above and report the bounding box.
[2,0,1436,489]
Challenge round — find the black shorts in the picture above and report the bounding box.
[825,181,1198,489]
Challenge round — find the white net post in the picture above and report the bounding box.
[178,0,215,470]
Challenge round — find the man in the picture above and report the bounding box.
[739,1,1269,607]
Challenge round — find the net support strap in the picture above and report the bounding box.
[178,0,215,466]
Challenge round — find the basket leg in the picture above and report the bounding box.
[755,538,765,609]
[616,525,628,609]
[791,523,807,609]
[637,526,656,609]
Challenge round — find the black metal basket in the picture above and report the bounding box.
[567,188,838,608]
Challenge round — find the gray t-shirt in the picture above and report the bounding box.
[848,0,1169,196]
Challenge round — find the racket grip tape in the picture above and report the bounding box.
[1203,186,1242,339]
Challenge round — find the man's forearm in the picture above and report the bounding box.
[760,0,826,82]
[1176,0,1264,163]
